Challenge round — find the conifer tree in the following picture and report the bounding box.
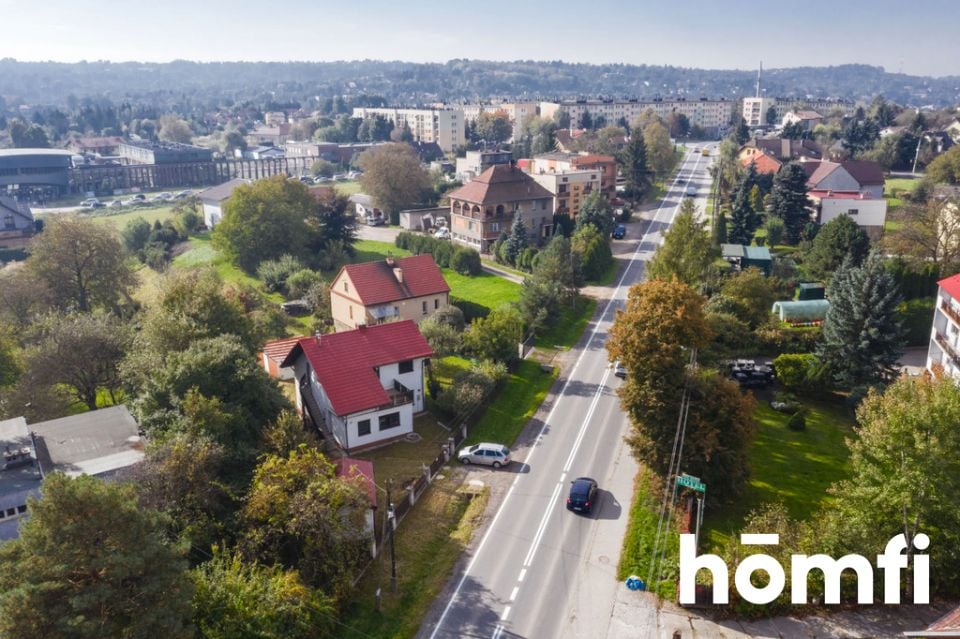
[769,162,811,244]
[621,132,649,202]
[817,252,905,388]
[503,213,529,265]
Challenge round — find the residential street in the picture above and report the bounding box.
[419,146,714,639]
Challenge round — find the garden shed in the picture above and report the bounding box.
[771,299,830,324]
[721,244,773,275]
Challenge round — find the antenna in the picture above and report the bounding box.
[755,61,763,99]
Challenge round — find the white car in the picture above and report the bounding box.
[458,443,511,468]
[434,227,451,240]
[79,198,100,207]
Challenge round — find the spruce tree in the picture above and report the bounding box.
[769,162,811,245]
[728,180,756,245]
[817,252,905,389]
[503,214,529,265]
[714,211,728,245]
[621,132,649,202]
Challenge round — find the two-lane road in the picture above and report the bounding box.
[422,146,715,639]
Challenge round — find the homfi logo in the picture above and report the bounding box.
[679,533,930,605]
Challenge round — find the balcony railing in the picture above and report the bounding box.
[935,331,960,369]
[387,380,414,407]
[941,299,960,327]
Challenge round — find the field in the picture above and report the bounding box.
[36,205,178,231]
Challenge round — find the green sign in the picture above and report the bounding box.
[677,474,706,493]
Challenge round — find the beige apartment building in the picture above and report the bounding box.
[351,107,465,152]
[330,255,450,330]
[530,169,601,219]
[461,101,539,140]
[742,97,855,127]
[540,98,734,137]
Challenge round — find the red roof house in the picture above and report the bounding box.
[741,152,783,175]
[335,457,377,508]
[280,321,433,453]
[330,255,451,330]
[259,335,303,380]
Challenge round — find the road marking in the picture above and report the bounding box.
[492,624,503,639]
[510,586,519,602]
[428,150,704,639]
[522,480,564,566]
[518,568,526,582]
[562,367,612,474]
[501,606,511,621]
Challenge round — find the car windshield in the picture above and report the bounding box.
[469,445,479,453]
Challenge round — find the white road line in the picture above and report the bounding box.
[501,606,511,621]
[522,480,564,566]
[562,367,612,473]
[491,624,503,639]
[428,150,702,639]
[510,586,519,602]
[518,568,527,582]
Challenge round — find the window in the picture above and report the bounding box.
[847,209,859,215]
[379,412,401,430]
[399,360,414,374]
[16,505,25,514]
[422,300,428,314]
[344,281,349,293]
[434,298,439,310]
[349,306,353,319]
[357,419,371,436]
[3,214,13,230]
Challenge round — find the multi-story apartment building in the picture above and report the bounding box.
[742,97,855,128]
[539,98,734,137]
[927,273,960,380]
[528,152,618,202]
[461,101,539,140]
[351,107,465,152]
[530,170,600,219]
[446,164,554,253]
[455,149,512,181]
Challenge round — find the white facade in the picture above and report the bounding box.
[540,99,734,136]
[814,197,887,235]
[927,280,960,381]
[351,107,465,152]
[742,97,776,127]
[291,354,428,453]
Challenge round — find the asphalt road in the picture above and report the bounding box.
[422,145,716,639]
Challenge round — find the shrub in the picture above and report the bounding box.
[257,255,304,292]
[395,233,481,273]
[764,217,785,246]
[897,297,937,346]
[430,305,465,331]
[756,323,821,355]
[435,365,499,418]
[286,269,325,300]
[450,246,482,275]
[786,410,806,431]
[772,353,819,390]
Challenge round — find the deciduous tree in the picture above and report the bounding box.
[803,214,871,282]
[357,143,431,222]
[643,121,675,178]
[575,191,615,236]
[463,305,524,363]
[646,198,715,287]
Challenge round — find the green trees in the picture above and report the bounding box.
[28,216,136,312]
[0,474,193,639]
[357,143,431,223]
[803,214,871,282]
[728,162,761,245]
[826,374,960,594]
[817,253,904,389]
[842,117,880,158]
[463,305,524,363]
[575,191,615,236]
[571,224,613,281]
[213,175,313,272]
[475,110,513,144]
[241,447,370,596]
[769,162,811,244]
[926,145,960,184]
[518,235,581,332]
[620,130,649,201]
[192,549,335,639]
[717,267,776,329]
[643,121,676,178]
[305,190,357,258]
[646,198,715,287]
[158,114,194,144]
[502,213,529,265]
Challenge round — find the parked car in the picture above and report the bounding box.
[131,194,146,201]
[79,198,100,207]
[174,190,193,198]
[612,224,626,240]
[566,477,598,514]
[298,176,315,184]
[366,215,385,226]
[108,199,123,209]
[684,185,697,197]
[614,361,627,379]
[458,443,511,468]
[434,227,451,240]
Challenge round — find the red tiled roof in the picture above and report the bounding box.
[280,321,433,416]
[741,153,782,175]
[446,164,553,205]
[927,604,960,632]
[940,273,960,302]
[335,457,377,507]
[261,336,303,363]
[572,154,616,165]
[338,254,449,306]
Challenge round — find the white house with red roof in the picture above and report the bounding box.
[258,335,303,380]
[280,320,433,453]
[330,254,450,331]
[927,273,960,381]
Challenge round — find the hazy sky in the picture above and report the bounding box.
[2,0,957,77]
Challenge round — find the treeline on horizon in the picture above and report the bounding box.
[1,58,958,109]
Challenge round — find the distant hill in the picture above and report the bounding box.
[1,58,957,108]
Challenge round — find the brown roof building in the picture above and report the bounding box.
[446,164,555,253]
[739,138,823,163]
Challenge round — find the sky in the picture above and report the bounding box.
[2,0,957,77]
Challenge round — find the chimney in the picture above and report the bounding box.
[385,255,395,267]
[314,331,321,345]
[393,267,403,283]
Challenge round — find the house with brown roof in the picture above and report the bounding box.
[280,321,433,453]
[330,254,450,330]
[198,177,251,227]
[740,152,783,175]
[739,138,823,164]
[781,110,823,132]
[445,163,555,253]
[259,335,303,380]
[802,159,885,199]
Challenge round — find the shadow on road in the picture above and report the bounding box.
[592,488,622,521]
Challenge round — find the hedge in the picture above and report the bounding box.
[395,231,482,275]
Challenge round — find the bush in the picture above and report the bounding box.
[435,365,499,419]
[772,353,821,390]
[286,269,325,300]
[122,217,152,253]
[517,247,538,272]
[0,247,28,263]
[257,255,304,293]
[450,246,482,275]
[756,323,821,355]
[764,217,785,246]
[786,410,807,431]
[430,305,465,331]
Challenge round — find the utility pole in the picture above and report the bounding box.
[386,478,397,593]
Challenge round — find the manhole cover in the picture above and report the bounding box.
[598,555,610,565]
[403,432,422,443]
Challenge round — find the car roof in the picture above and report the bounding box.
[572,477,595,486]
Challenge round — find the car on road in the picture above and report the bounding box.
[566,477,598,514]
[612,224,626,240]
[684,185,697,197]
[458,442,511,468]
[366,215,385,226]
[614,361,627,378]
[80,198,100,207]
[174,190,193,198]
[131,194,146,201]
[434,227,451,240]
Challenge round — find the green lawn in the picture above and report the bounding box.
[884,176,919,214]
[704,397,855,549]
[617,468,679,598]
[172,233,268,293]
[464,359,558,447]
[334,180,363,196]
[354,239,412,263]
[534,296,596,350]
[37,205,178,231]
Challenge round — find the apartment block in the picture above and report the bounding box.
[540,98,734,137]
[928,273,960,381]
[351,107,465,152]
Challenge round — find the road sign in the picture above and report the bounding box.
[676,474,706,493]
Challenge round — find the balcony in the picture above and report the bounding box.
[941,299,960,327]
[934,331,960,369]
[387,380,414,407]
